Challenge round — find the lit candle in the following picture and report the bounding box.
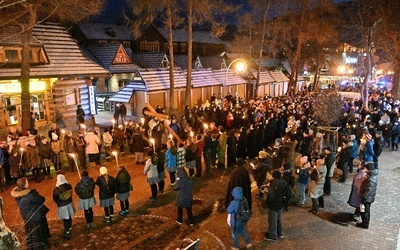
[112,151,119,168]
[150,138,155,152]
[203,123,208,130]
[190,131,194,138]
[112,119,116,129]
[81,124,86,134]
[141,118,145,125]
[169,134,173,140]
[69,153,81,179]
[19,148,24,167]
[61,129,65,149]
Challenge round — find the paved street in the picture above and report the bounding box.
[2,111,400,250]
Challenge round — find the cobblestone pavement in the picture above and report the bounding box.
[2,111,400,250]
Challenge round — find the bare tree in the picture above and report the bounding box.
[0,0,104,131]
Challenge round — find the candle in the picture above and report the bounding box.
[81,124,86,134]
[61,129,65,149]
[169,134,173,140]
[141,118,145,125]
[203,123,208,130]
[112,151,119,168]
[69,153,81,179]
[19,148,24,167]
[190,131,194,138]
[150,138,155,152]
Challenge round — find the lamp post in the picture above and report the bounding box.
[224,59,248,87]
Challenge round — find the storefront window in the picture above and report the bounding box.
[32,94,45,120]
[4,97,18,125]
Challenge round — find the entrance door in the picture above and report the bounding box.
[32,94,45,120]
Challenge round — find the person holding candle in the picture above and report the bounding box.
[64,130,78,172]
[132,127,145,164]
[85,128,101,169]
[114,125,126,155]
[48,123,60,142]
[116,165,132,216]
[25,139,42,182]
[184,138,197,177]
[75,130,87,169]
[76,105,85,129]
[50,133,62,171]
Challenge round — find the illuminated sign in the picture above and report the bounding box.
[0,81,46,93]
[112,45,132,64]
[88,86,97,115]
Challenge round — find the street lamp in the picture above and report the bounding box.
[225,59,248,85]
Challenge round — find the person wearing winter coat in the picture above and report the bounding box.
[11,177,50,249]
[253,151,270,199]
[116,166,132,216]
[64,130,78,172]
[102,127,113,160]
[155,147,166,194]
[50,133,62,171]
[348,134,359,173]
[144,151,159,201]
[347,162,367,218]
[75,130,87,169]
[75,170,96,229]
[184,138,197,177]
[308,159,327,214]
[195,134,205,176]
[323,147,336,195]
[38,136,53,178]
[391,120,400,151]
[96,166,116,223]
[357,163,378,229]
[236,127,248,160]
[297,157,311,206]
[165,140,178,185]
[85,128,101,168]
[361,133,374,163]
[173,168,194,226]
[132,126,145,164]
[373,131,385,169]
[265,170,287,241]
[311,132,324,160]
[176,143,186,169]
[226,130,237,168]
[53,174,76,239]
[337,140,351,183]
[226,186,252,249]
[25,139,42,182]
[225,158,252,210]
[114,125,126,154]
[217,127,227,169]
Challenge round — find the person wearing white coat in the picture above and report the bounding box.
[85,128,100,168]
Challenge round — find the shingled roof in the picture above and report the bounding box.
[131,52,168,69]
[76,23,133,41]
[82,43,138,73]
[0,23,109,79]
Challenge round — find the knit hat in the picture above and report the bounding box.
[100,166,108,175]
[349,134,356,141]
[56,174,68,187]
[258,151,267,159]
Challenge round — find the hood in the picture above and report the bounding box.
[11,187,31,198]
[56,174,69,187]
[231,186,243,200]
[177,168,189,179]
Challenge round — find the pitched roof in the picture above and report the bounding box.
[0,23,109,79]
[139,68,187,91]
[157,28,225,44]
[82,44,138,73]
[213,69,248,86]
[108,81,147,102]
[131,52,167,68]
[76,22,133,40]
[190,69,222,88]
[269,70,289,82]
[0,26,42,46]
[252,70,275,84]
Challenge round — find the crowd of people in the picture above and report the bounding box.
[4,88,395,249]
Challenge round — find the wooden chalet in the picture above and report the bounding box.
[0,23,109,129]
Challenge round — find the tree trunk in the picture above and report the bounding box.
[185,0,193,109]
[20,4,37,131]
[313,56,321,91]
[392,68,399,99]
[362,27,373,109]
[255,4,270,98]
[166,0,175,114]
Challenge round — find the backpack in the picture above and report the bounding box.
[282,184,293,211]
[235,198,251,223]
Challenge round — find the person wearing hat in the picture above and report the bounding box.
[253,151,270,200]
[225,158,252,210]
[347,161,367,218]
[297,157,311,206]
[11,177,50,248]
[53,174,76,239]
[50,133,62,171]
[96,166,116,222]
[357,162,378,229]
[48,123,60,142]
[114,124,126,155]
[308,159,327,214]
[38,136,53,178]
[323,147,336,195]
[144,151,159,201]
[75,170,96,229]
[64,130,78,172]
[76,105,85,129]
[75,130,87,169]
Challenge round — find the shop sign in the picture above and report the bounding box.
[0,81,46,93]
[88,85,97,115]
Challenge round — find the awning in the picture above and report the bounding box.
[108,81,147,102]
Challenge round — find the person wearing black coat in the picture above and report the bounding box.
[337,140,351,183]
[226,130,238,167]
[357,163,378,229]
[173,168,194,226]
[116,166,132,216]
[75,170,96,229]
[96,167,117,223]
[236,127,248,159]
[253,151,271,199]
[225,158,252,210]
[53,174,75,239]
[373,131,385,169]
[11,177,50,249]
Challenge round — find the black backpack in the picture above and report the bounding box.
[235,198,251,223]
[282,184,293,211]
